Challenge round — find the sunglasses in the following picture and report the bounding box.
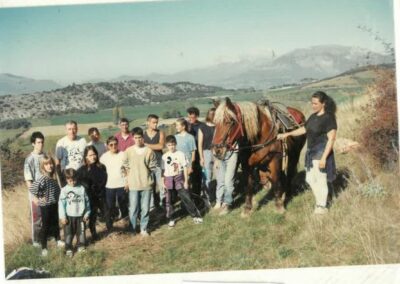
[108,143,118,147]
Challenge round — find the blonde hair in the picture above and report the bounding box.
[40,155,56,179]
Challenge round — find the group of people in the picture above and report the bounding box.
[23,91,338,258]
[24,107,219,257]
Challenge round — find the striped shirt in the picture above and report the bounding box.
[29,175,61,206]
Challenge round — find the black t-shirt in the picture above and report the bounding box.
[305,112,337,149]
[200,124,215,150]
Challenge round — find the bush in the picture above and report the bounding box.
[359,69,398,170]
[1,139,26,190]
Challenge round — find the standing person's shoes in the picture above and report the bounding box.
[140,230,149,237]
[212,202,222,212]
[168,220,175,227]
[314,205,328,215]
[65,250,73,258]
[32,242,40,248]
[193,217,203,224]
[219,203,230,216]
[57,240,65,248]
[41,249,48,257]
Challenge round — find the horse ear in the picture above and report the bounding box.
[225,97,234,109]
[212,99,220,108]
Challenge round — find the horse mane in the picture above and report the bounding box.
[214,100,262,143]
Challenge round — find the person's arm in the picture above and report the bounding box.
[58,188,68,225]
[319,129,336,169]
[121,152,130,192]
[83,188,91,222]
[183,165,189,190]
[198,128,205,167]
[55,142,63,181]
[277,126,306,140]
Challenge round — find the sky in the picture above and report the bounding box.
[0,0,395,84]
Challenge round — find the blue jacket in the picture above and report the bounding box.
[59,184,91,219]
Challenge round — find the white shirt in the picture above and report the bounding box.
[55,136,87,171]
[100,151,126,189]
[161,150,187,177]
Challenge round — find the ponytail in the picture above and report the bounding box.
[312,91,337,116]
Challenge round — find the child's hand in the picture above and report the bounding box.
[83,216,89,222]
[60,218,68,225]
[188,167,193,174]
[32,196,39,205]
[184,181,189,190]
[38,197,46,203]
[124,184,129,192]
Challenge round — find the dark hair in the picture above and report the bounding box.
[88,127,99,136]
[205,107,216,123]
[187,107,200,117]
[65,120,77,127]
[176,118,188,131]
[64,168,77,180]
[30,131,44,144]
[147,114,159,120]
[83,145,100,167]
[106,136,118,145]
[119,117,129,124]
[165,135,177,144]
[131,127,144,136]
[312,91,337,116]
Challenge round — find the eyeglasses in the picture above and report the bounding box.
[108,143,118,147]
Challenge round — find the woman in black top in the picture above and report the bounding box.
[198,108,216,204]
[77,145,107,240]
[278,91,337,214]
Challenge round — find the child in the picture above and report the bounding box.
[174,118,197,175]
[123,127,157,236]
[59,168,91,257]
[161,135,203,227]
[29,155,64,257]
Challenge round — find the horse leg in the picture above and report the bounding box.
[268,156,285,214]
[241,163,255,218]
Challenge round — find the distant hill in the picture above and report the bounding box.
[132,45,392,89]
[0,80,224,121]
[0,73,62,96]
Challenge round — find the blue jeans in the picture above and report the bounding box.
[216,151,238,206]
[202,150,214,198]
[128,190,151,232]
[150,167,164,208]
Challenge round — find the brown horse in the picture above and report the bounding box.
[212,97,306,215]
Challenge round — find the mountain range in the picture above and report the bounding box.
[0,73,61,96]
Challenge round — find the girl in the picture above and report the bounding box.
[278,91,337,214]
[77,145,107,241]
[29,155,63,256]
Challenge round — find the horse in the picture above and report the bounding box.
[212,97,306,215]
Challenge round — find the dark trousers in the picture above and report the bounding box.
[65,216,86,250]
[105,187,128,230]
[190,159,203,196]
[39,204,60,249]
[88,195,106,237]
[165,188,201,220]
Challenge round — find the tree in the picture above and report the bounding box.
[112,106,120,125]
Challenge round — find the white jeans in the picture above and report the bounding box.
[306,160,328,207]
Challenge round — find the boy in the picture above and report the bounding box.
[123,127,157,236]
[87,127,107,157]
[59,169,91,257]
[161,135,203,227]
[24,131,45,247]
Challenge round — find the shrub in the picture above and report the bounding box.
[359,69,398,170]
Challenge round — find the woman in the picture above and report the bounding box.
[198,108,216,204]
[277,91,337,214]
[77,145,107,240]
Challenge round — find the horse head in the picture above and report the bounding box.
[212,97,244,160]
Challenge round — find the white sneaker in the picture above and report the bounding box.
[193,217,203,224]
[32,242,40,248]
[140,230,149,237]
[57,240,65,248]
[219,204,231,216]
[168,220,175,227]
[66,250,73,257]
[77,247,86,253]
[41,249,48,257]
[314,206,328,215]
[213,203,222,210]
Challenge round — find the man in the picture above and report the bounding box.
[55,120,87,186]
[143,114,165,209]
[87,127,107,157]
[186,107,204,196]
[114,118,134,152]
[24,131,45,247]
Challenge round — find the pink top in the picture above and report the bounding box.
[115,132,135,152]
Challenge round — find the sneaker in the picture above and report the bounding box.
[213,202,222,211]
[168,220,175,227]
[32,242,40,248]
[140,230,150,237]
[66,250,73,257]
[41,249,48,257]
[219,204,230,216]
[57,240,65,248]
[77,247,86,253]
[193,217,203,224]
[314,206,328,215]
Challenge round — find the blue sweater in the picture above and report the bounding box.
[58,184,91,219]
